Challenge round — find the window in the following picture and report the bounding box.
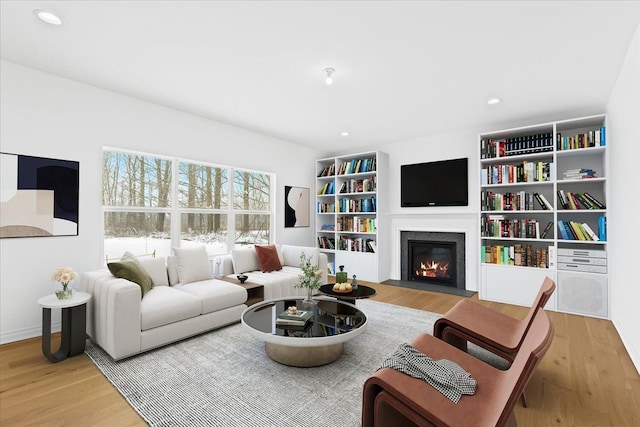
[102,149,273,261]
[233,170,271,245]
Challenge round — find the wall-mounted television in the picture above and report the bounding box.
[401,157,468,207]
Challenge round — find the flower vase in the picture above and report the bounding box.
[55,282,73,300]
[302,287,316,311]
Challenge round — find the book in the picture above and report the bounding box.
[566,192,578,210]
[581,223,600,241]
[556,190,569,210]
[583,192,606,209]
[540,221,554,239]
[575,193,596,209]
[539,194,553,210]
[557,221,569,240]
[534,193,550,210]
[548,245,556,269]
[276,310,313,326]
[598,216,607,241]
[573,222,589,240]
[568,192,585,209]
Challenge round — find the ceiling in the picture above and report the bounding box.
[1,1,639,152]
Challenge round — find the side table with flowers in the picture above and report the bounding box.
[52,267,78,300]
[38,289,91,363]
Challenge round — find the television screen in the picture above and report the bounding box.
[401,157,468,207]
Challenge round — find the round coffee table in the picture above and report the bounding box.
[318,283,377,305]
[241,296,368,367]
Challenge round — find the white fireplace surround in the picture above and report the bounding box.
[388,213,478,292]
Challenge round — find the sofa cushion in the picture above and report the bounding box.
[255,244,283,272]
[282,245,319,268]
[173,245,213,284]
[175,279,248,314]
[140,286,201,330]
[138,257,169,286]
[232,246,260,273]
[107,253,154,297]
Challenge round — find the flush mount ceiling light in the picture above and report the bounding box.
[341,132,350,137]
[34,9,64,25]
[324,68,335,86]
[487,98,501,105]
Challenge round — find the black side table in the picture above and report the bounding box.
[37,292,91,363]
[318,284,377,305]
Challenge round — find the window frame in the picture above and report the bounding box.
[102,147,275,262]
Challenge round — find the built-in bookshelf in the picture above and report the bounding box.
[479,115,609,318]
[315,151,388,282]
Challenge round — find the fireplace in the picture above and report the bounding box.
[401,231,466,291]
[409,240,456,286]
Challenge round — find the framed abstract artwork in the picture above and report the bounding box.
[284,186,310,228]
[1,153,79,238]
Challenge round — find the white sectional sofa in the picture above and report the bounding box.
[79,244,327,360]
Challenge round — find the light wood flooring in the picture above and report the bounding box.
[1,282,639,426]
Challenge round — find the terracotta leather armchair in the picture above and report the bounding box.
[362,309,554,427]
[433,276,556,364]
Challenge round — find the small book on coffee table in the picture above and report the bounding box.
[276,310,313,326]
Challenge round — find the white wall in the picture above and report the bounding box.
[0,61,321,343]
[607,23,640,373]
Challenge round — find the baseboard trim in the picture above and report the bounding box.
[612,316,640,376]
[382,279,476,297]
[0,322,60,345]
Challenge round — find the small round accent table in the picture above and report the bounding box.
[37,291,91,363]
[318,283,377,305]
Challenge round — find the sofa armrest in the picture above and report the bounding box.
[213,254,235,277]
[79,271,142,360]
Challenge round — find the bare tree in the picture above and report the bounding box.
[155,158,171,232]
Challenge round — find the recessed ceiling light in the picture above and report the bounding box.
[341,132,350,137]
[34,9,64,26]
[487,98,501,105]
[324,68,335,86]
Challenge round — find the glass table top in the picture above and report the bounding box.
[241,296,367,339]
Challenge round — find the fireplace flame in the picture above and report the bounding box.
[416,260,450,278]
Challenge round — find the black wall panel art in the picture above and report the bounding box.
[1,153,79,238]
[284,186,310,228]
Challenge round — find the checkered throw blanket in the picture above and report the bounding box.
[378,342,477,403]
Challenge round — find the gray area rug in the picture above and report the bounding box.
[86,299,507,427]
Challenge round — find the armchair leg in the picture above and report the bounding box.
[519,390,527,408]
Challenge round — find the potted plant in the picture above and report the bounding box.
[296,253,323,304]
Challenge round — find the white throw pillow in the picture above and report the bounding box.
[231,246,260,274]
[166,256,179,285]
[282,245,319,268]
[138,257,169,286]
[172,246,213,284]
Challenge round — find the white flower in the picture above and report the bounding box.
[52,267,78,284]
[295,253,323,291]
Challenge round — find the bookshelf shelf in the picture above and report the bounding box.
[316,151,388,281]
[479,114,609,319]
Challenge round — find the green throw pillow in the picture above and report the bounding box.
[108,252,154,297]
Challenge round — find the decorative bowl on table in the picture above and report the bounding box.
[237,274,248,284]
[332,283,353,293]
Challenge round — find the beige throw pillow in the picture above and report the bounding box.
[172,245,213,284]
